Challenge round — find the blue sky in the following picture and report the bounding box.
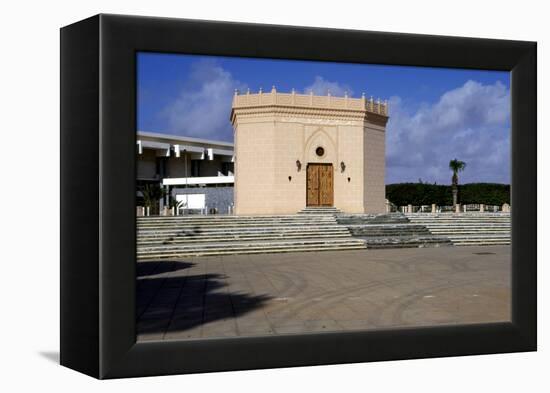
[138,52,510,185]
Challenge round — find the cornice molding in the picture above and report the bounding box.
[231,105,388,126]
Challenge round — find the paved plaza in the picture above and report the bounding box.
[136,245,511,341]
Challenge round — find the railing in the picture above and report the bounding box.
[396,203,510,214]
[137,202,237,217]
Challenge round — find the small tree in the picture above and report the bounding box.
[139,184,165,215]
[449,159,466,208]
[168,195,185,214]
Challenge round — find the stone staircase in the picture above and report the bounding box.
[137,212,511,259]
[336,213,453,249]
[405,213,511,246]
[137,214,365,260]
[298,206,342,215]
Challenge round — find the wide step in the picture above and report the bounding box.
[363,236,453,249]
[138,238,366,259]
[137,214,362,259]
[405,212,511,246]
[138,232,352,246]
[298,207,342,215]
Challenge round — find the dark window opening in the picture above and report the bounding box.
[191,160,201,177]
[221,162,233,176]
[155,157,167,178]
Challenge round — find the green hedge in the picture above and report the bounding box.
[386,183,510,206]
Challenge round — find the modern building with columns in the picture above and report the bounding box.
[231,88,389,215]
[136,131,235,213]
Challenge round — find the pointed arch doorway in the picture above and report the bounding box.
[306,163,334,206]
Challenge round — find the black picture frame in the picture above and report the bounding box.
[60,14,536,379]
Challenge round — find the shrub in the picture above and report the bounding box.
[386,183,510,206]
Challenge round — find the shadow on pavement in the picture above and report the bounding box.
[136,260,195,277]
[137,261,272,337]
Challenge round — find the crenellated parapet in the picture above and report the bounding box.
[230,87,388,125]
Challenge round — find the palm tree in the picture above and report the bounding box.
[139,183,165,215]
[449,159,466,208]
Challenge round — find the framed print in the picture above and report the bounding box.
[60,14,536,379]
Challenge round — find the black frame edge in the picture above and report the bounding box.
[108,323,527,378]
[510,42,537,349]
[60,15,101,378]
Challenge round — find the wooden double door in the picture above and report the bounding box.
[306,163,334,206]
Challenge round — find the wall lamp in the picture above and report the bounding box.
[340,161,346,173]
[296,160,302,172]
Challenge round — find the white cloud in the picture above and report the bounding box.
[303,76,353,97]
[386,80,510,185]
[162,59,247,141]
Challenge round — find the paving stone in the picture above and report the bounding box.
[236,324,275,336]
[136,245,511,341]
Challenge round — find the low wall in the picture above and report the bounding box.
[172,186,234,214]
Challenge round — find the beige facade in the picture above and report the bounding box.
[231,88,388,215]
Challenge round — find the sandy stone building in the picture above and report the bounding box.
[231,88,389,215]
